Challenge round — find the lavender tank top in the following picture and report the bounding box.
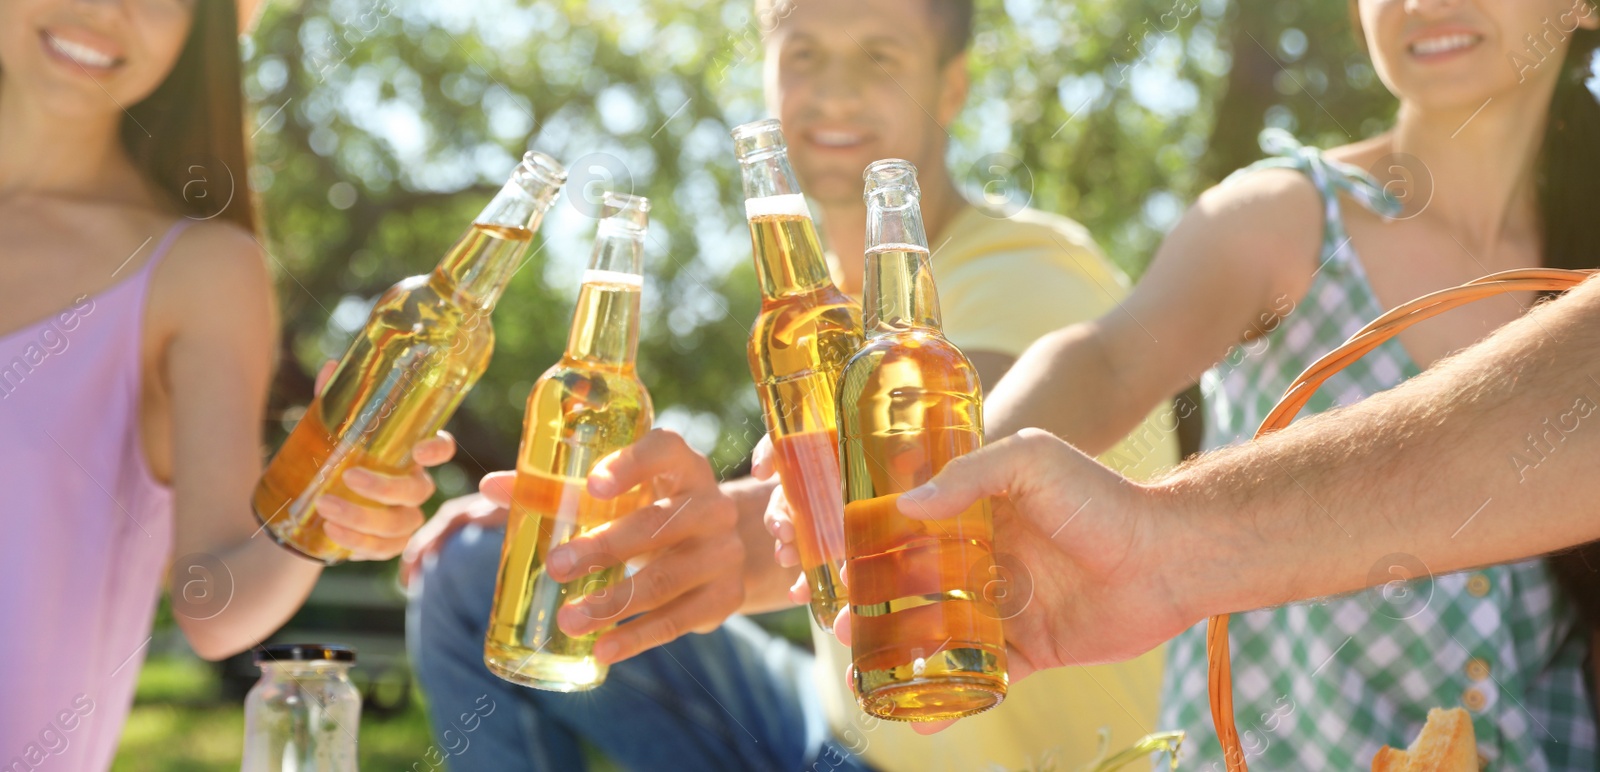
[0,221,187,771]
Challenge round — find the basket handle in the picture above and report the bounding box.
[1206,268,1596,771]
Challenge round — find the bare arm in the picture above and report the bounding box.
[160,226,322,659]
[889,275,1600,676]
[985,170,1323,451]
[1168,273,1600,616]
[162,225,451,659]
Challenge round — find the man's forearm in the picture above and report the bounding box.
[1166,277,1600,618]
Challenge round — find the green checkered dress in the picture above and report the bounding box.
[1158,130,1596,770]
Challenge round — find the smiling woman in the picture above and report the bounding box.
[1,0,253,230]
[1349,0,1600,275]
[969,0,1600,766]
[1349,0,1600,711]
[1148,0,1600,766]
[0,1,452,770]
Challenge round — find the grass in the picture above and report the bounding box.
[111,655,436,772]
[113,607,811,770]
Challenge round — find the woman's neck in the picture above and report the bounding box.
[0,87,140,200]
[1389,93,1548,258]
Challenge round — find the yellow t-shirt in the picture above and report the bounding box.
[815,204,1179,772]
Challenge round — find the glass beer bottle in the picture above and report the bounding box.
[485,193,654,691]
[733,119,864,631]
[837,159,1007,721]
[253,153,567,564]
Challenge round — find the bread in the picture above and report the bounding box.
[1371,708,1478,771]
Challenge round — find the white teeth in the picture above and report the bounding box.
[46,33,117,68]
[812,131,863,147]
[1410,34,1478,56]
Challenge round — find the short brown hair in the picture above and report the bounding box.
[757,0,974,62]
[929,0,975,62]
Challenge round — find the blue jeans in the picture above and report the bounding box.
[406,524,875,772]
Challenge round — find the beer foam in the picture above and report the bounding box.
[744,194,810,219]
[582,269,644,288]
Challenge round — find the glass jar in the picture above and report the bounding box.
[242,644,362,771]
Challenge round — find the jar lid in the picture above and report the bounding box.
[254,643,356,664]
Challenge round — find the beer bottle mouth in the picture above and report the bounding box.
[600,191,650,227]
[477,151,567,231]
[595,191,651,249]
[513,151,569,194]
[864,159,920,207]
[732,118,788,164]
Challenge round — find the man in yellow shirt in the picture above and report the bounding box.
[403,1,1180,769]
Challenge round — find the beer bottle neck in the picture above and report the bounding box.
[863,246,941,334]
[432,225,524,314]
[750,211,834,299]
[564,276,641,367]
[437,156,563,311]
[734,121,834,300]
[566,198,648,367]
[862,175,940,334]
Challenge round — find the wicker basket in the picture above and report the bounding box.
[1206,268,1597,771]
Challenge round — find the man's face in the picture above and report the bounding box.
[763,0,966,207]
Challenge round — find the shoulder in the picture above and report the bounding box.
[999,206,1107,264]
[1125,159,1335,317]
[939,204,1125,289]
[156,220,272,302]
[936,207,1130,352]
[148,220,276,338]
[945,204,1103,259]
[1173,166,1326,285]
[1194,128,1379,236]
[1182,134,1394,273]
[1190,166,1323,232]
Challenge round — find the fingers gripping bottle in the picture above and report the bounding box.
[485,193,654,692]
[837,160,1007,721]
[733,119,865,631]
[253,153,567,564]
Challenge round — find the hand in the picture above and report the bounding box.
[751,435,810,605]
[834,429,1198,732]
[399,490,507,588]
[307,360,458,561]
[544,429,745,664]
[752,435,800,567]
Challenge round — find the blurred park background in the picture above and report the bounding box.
[119,0,1415,767]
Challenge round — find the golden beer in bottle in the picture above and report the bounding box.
[485,193,654,691]
[253,153,567,564]
[838,160,1007,721]
[733,119,864,631]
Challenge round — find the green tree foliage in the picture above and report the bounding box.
[243,0,1397,500]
